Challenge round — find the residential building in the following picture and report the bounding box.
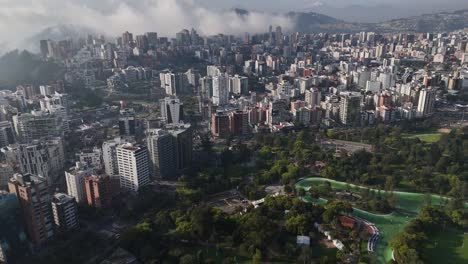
[147,129,176,179]
[339,92,362,126]
[65,162,94,204]
[116,144,150,192]
[8,174,54,246]
[417,88,436,117]
[51,193,79,233]
[85,175,119,209]
[160,97,184,124]
[0,121,15,148]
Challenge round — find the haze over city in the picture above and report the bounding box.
[0,1,467,264]
[2,0,468,49]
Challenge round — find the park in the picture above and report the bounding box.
[296,177,468,264]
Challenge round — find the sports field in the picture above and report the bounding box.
[296,177,465,263]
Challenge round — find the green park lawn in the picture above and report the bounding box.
[296,177,466,264]
[403,133,442,143]
[423,229,468,264]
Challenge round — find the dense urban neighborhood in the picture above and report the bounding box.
[0,4,467,264]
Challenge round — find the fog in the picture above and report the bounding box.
[0,0,294,50]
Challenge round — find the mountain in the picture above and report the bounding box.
[286,11,362,33]
[373,9,468,33]
[289,9,468,33]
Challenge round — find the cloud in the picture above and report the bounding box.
[0,0,294,51]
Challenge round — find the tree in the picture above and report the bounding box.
[298,247,312,264]
[323,201,353,224]
[297,188,306,197]
[285,214,308,235]
[180,254,197,264]
[252,249,262,264]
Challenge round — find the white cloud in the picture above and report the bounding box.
[0,0,294,50]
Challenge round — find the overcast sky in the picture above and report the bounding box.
[0,0,467,51]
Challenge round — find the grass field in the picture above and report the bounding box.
[403,133,442,143]
[423,229,468,264]
[296,177,466,264]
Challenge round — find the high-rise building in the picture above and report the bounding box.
[102,137,134,177]
[2,138,65,185]
[145,32,158,47]
[267,100,289,126]
[0,163,14,190]
[122,31,133,46]
[229,75,249,95]
[0,191,28,263]
[165,123,193,173]
[357,67,371,88]
[305,88,321,108]
[147,129,177,179]
[8,174,54,246]
[200,76,213,99]
[76,148,102,170]
[160,97,184,124]
[119,108,136,136]
[39,92,70,132]
[160,72,188,95]
[417,88,436,117]
[212,74,229,106]
[65,162,94,204]
[51,193,79,233]
[12,111,63,143]
[211,111,231,138]
[116,144,150,192]
[0,121,15,148]
[339,92,362,126]
[135,35,149,51]
[85,175,119,209]
[207,65,222,77]
[229,110,249,136]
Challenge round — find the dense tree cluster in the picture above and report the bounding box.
[390,204,466,264]
[0,50,64,89]
[119,196,333,263]
[323,126,468,197]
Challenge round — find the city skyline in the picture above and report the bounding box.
[2,0,468,51]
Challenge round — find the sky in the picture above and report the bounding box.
[0,0,467,51]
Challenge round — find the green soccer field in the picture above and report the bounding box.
[296,177,465,264]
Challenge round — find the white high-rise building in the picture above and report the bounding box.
[102,137,133,176]
[2,138,64,185]
[40,92,70,132]
[229,75,249,95]
[12,111,63,143]
[305,88,321,108]
[298,77,313,94]
[212,74,229,106]
[207,65,222,77]
[116,144,150,192]
[160,72,187,95]
[160,97,184,124]
[417,88,436,117]
[65,162,94,203]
